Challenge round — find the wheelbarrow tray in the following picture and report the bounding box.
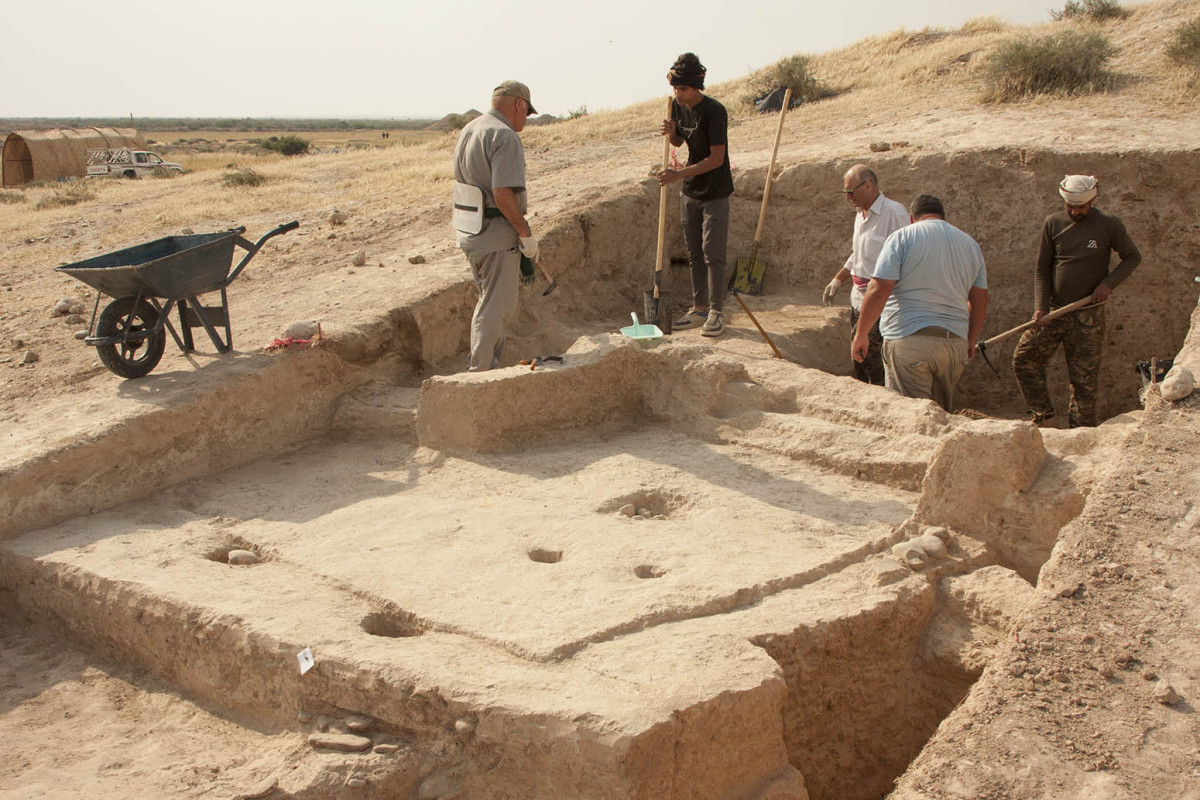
[55,229,242,300]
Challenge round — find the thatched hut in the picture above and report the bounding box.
[2,128,146,187]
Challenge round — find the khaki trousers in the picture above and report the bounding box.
[465,248,520,372]
[882,333,968,412]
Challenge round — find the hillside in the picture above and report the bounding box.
[2,1,1200,799]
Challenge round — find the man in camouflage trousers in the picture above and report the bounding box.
[1012,175,1141,428]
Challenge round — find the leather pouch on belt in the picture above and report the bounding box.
[452,182,485,234]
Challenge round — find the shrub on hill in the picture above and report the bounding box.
[743,54,835,107]
[1051,0,1130,22]
[222,167,265,188]
[0,190,26,204]
[961,14,1006,34]
[260,135,309,156]
[982,29,1117,102]
[1166,16,1200,71]
[34,181,94,210]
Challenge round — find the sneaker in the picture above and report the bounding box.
[701,309,724,337]
[674,309,707,329]
[1029,409,1056,427]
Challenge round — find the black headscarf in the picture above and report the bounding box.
[667,53,706,90]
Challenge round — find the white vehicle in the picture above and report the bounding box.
[86,148,183,179]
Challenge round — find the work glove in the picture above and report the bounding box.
[519,255,536,285]
[519,234,540,263]
[822,276,843,306]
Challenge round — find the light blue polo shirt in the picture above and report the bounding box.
[873,219,987,340]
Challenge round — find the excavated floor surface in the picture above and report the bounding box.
[0,316,1112,800]
[4,126,1199,797]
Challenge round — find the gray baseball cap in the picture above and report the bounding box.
[492,80,537,114]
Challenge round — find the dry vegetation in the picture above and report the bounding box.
[3,0,1198,289]
[3,0,1198,274]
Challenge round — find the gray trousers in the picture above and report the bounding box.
[680,194,729,312]
[465,247,520,372]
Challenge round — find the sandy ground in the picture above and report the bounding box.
[4,3,1200,797]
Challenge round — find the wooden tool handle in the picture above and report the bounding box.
[654,96,673,299]
[982,296,1101,349]
[732,291,784,359]
[752,87,792,249]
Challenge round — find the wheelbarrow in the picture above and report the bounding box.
[56,221,299,378]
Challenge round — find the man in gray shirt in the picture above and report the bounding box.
[453,80,539,371]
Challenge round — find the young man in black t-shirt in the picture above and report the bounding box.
[657,52,734,337]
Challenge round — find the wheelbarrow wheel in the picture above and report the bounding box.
[96,297,166,379]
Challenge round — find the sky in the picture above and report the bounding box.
[3,0,1082,120]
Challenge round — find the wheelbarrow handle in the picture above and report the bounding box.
[226,221,300,285]
[256,220,300,247]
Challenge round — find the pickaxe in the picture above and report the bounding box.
[976,296,1102,378]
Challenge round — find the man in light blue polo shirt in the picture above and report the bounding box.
[851,194,988,411]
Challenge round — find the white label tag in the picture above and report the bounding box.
[297,647,315,675]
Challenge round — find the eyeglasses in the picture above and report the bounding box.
[843,180,867,196]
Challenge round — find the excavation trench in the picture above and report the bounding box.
[1,333,1085,799]
[497,146,1199,426]
[1,146,1194,799]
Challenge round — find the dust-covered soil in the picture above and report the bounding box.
[3,1,1200,797]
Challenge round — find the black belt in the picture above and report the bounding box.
[484,207,504,218]
[912,326,962,339]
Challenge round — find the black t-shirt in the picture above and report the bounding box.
[673,95,734,201]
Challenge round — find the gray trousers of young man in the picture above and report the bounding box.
[465,247,520,372]
[680,194,729,312]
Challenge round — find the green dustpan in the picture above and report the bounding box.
[620,312,663,345]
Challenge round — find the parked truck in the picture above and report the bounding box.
[86,148,183,179]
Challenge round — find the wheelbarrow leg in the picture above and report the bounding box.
[177,298,196,352]
[219,288,233,352]
[186,292,233,353]
[150,298,189,353]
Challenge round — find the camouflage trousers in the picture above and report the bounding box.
[849,306,885,385]
[1011,306,1105,428]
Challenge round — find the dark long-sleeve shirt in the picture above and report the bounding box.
[1035,208,1141,311]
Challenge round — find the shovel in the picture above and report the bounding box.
[976,296,1101,377]
[644,96,674,334]
[730,87,792,296]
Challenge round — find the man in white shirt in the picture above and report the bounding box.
[822,164,909,384]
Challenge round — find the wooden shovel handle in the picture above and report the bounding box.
[654,96,673,298]
[752,87,792,249]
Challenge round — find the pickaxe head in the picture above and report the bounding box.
[977,341,1002,379]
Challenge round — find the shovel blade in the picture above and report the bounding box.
[730,256,767,296]
[643,289,672,334]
